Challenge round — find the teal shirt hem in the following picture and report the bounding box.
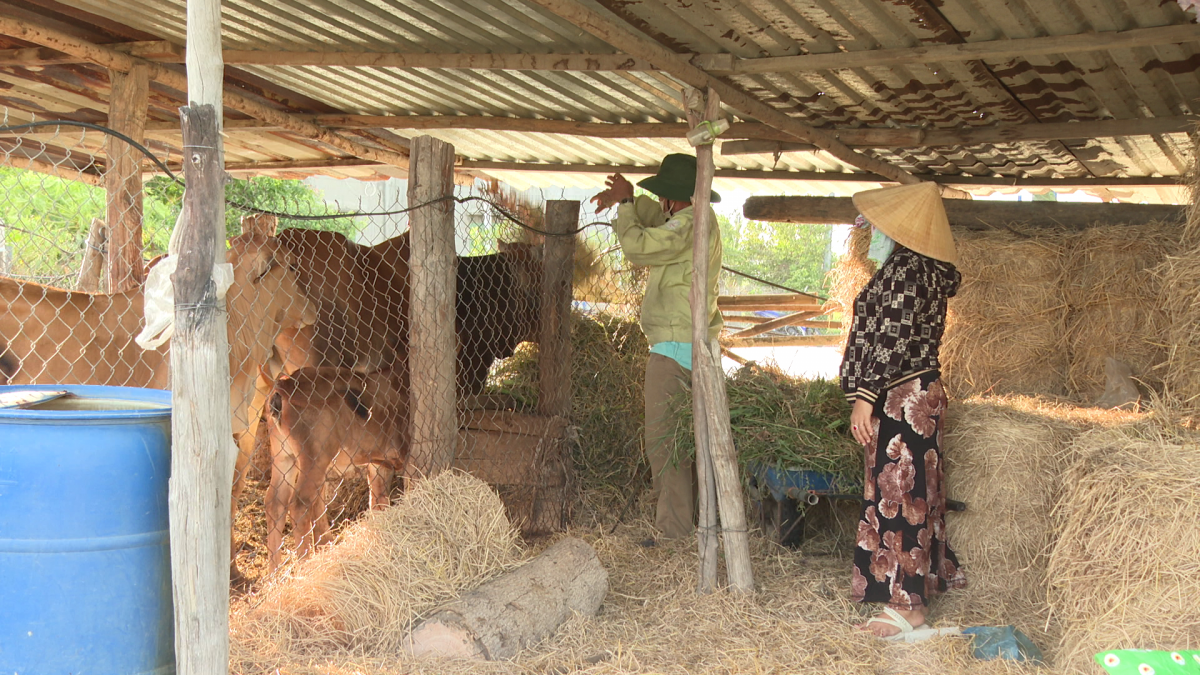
[650,341,692,371]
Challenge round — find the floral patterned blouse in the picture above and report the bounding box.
[840,247,961,405]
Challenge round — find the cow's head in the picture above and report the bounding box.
[226,234,318,430]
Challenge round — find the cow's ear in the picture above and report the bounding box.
[252,249,279,282]
[496,239,511,253]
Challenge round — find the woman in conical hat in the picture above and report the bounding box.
[839,181,966,638]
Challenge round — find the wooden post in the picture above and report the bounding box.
[170,1,230,673]
[77,217,106,292]
[170,104,232,675]
[538,200,577,418]
[407,135,458,477]
[682,88,718,592]
[104,63,149,292]
[687,87,754,592]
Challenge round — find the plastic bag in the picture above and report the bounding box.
[962,626,1044,664]
[135,255,233,350]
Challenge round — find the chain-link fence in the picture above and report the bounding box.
[0,115,662,586]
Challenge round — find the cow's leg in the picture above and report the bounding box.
[291,448,333,561]
[367,463,394,509]
[265,434,299,573]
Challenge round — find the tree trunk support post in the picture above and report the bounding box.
[408,135,458,478]
[687,87,755,593]
[104,62,149,293]
[538,200,577,418]
[169,1,232,671]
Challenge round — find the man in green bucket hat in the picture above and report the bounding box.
[591,153,723,544]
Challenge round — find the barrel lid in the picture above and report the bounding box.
[0,385,171,420]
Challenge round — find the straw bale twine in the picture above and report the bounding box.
[941,230,1069,398]
[1062,223,1179,402]
[1047,420,1200,673]
[231,471,521,668]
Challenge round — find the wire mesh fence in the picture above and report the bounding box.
[0,115,660,585]
[0,113,843,586]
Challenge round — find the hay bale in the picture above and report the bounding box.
[1159,236,1200,412]
[941,230,1070,398]
[1047,420,1200,673]
[939,397,1079,650]
[231,471,521,667]
[824,225,875,352]
[1062,223,1178,402]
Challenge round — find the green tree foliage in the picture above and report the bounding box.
[718,212,832,296]
[0,168,359,284]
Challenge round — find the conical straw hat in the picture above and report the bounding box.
[851,182,958,265]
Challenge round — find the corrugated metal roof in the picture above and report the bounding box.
[1,0,1197,201]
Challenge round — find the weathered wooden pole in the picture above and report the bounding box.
[169,0,232,672]
[407,135,458,477]
[682,88,719,592]
[538,200,577,419]
[77,217,106,292]
[687,87,754,592]
[104,62,149,292]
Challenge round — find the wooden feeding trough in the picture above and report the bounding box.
[453,410,572,535]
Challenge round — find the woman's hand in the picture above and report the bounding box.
[850,398,874,447]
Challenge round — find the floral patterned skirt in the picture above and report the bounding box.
[852,371,966,610]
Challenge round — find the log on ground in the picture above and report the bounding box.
[403,537,607,660]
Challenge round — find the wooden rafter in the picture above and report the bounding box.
[0,16,411,170]
[140,114,1197,150]
[519,0,923,186]
[6,23,1196,73]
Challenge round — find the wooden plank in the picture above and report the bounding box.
[407,135,458,478]
[461,410,566,437]
[539,201,577,419]
[726,311,819,339]
[742,196,1186,229]
[104,63,149,293]
[0,40,183,65]
[169,103,232,675]
[720,334,844,348]
[733,23,1200,74]
[717,294,825,312]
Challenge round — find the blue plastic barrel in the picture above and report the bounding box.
[0,385,174,675]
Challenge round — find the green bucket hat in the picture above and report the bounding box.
[636,153,722,204]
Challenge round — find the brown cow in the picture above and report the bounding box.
[264,366,410,570]
[0,234,317,522]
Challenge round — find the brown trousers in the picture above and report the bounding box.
[644,353,695,539]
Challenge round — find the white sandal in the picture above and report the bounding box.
[863,607,930,641]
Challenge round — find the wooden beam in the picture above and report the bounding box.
[720,116,1196,155]
[219,158,383,173]
[0,15,410,170]
[743,196,1186,229]
[720,334,844,348]
[0,40,182,66]
[104,62,149,293]
[717,294,825,313]
[726,311,820,339]
[521,0,922,186]
[733,23,1200,74]
[458,161,1182,188]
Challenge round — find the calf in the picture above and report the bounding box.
[264,366,410,570]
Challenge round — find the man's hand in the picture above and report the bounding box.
[590,173,634,213]
[850,398,874,447]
